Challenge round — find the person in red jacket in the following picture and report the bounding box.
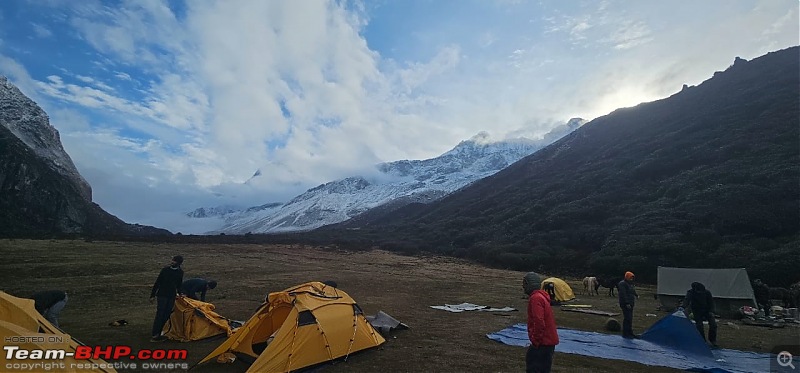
[523,272,559,373]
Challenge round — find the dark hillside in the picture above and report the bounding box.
[340,47,800,286]
[0,125,169,237]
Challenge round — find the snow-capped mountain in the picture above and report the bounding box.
[201,118,586,234]
[0,76,91,200]
[186,202,283,218]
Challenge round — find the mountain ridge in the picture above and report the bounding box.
[0,76,170,237]
[328,47,800,286]
[194,118,585,234]
[0,76,92,200]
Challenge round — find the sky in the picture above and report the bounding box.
[0,0,797,233]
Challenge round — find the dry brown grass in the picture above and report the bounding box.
[0,240,797,373]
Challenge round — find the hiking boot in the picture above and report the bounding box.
[709,342,720,349]
[623,334,640,339]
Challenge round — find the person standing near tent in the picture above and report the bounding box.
[543,282,557,304]
[149,255,184,342]
[752,279,771,317]
[522,272,559,373]
[181,278,217,302]
[32,290,67,327]
[618,271,639,339]
[683,282,718,348]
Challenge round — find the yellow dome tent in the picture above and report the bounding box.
[0,291,117,373]
[541,277,575,302]
[163,296,235,342]
[197,282,385,372]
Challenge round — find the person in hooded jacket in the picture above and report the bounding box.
[522,272,559,373]
[684,282,718,348]
[149,255,184,342]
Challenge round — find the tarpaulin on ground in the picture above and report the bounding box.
[487,323,772,373]
[366,311,409,335]
[430,302,516,313]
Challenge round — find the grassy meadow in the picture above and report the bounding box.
[1,239,797,372]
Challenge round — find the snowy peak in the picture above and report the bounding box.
[186,205,241,218]
[468,131,493,144]
[0,75,91,200]
[209,118,585,234]
[289,177,371,204]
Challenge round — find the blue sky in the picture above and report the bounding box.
[0,0,797,233]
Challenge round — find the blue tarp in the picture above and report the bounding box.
[487,312,775,373]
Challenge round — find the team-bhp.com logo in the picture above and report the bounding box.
[4,341,189,371]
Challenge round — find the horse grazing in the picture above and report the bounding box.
[597,277,622,297]
[582,276,600,296]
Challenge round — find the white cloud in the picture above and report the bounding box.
[74,74,115,91]
[393,45,461,94]
[48,108,92,132]
[31,23,53,38]
[478,32,496,48]
[0,55,45,102]
[114,71,132,81]
[609,20,652,50]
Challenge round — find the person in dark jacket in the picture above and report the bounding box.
[32,290,68,327]
[752,279,771,317]
[543,282,557,304]
[684,282,718,348]
[149,255,184,342]
[181,278,217,302]
[523,272,559,373]
[617,271,639,339]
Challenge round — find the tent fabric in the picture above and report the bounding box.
[198,282,385,373]
[541,277,575,302]
[656,267,758,317]
[639,311,713,358]
[0,291,117,373]
[163,296,233,342]
[657,267,756,299]
[487,312,773,373]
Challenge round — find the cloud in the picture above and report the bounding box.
[48,108,92,132]
[393,45,461,93]
[114,71,132,81]
[0,55,45,103]
[31,23,53,38]
[39,74,149,115]
[609,20,652,50]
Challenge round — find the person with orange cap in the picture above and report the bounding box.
[618,271,639,339]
